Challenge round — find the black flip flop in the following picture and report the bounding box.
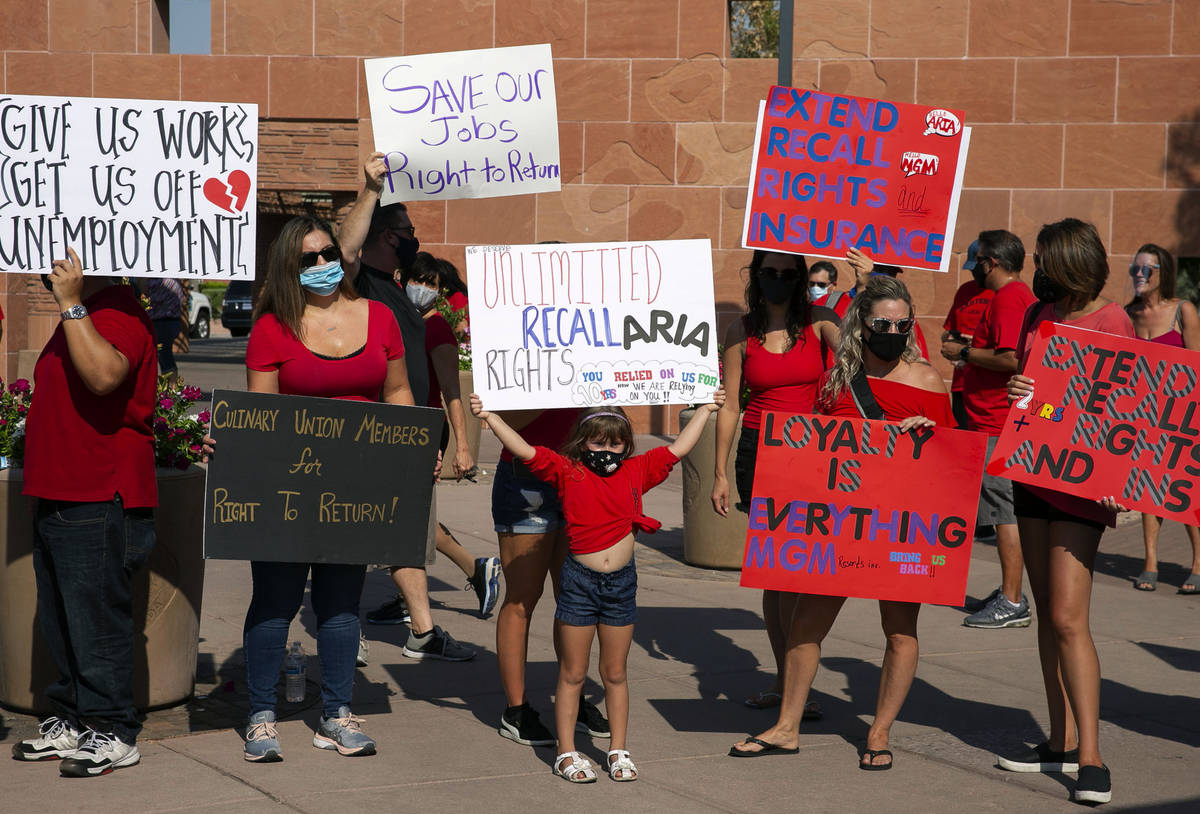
[860,748,893,771]
[728,736,800,757]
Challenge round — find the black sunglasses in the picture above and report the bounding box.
[300,244,341,268]
[866,316,914,334]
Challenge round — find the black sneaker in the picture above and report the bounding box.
[997,741,1080,773]
[402,625,476,661]
[365,593,410,625]
[499,703,555,747]
[576,699,610,738]
[1074,764,1111,804]
[466,556,501,618]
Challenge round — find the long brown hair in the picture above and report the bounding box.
[254,216,357,339]
[743,250,811,349]
[1128,242,1177,304]
[1035,218,1108,310]
[561,406,636,463]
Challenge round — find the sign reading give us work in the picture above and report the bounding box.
[742,87,970,272]
[364,44,561,203]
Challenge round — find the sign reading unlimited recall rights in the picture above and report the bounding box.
[203,391,444,566]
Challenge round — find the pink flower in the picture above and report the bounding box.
[8,379,31,394]
[158,397,174,410]
[198,410,211,423]
[189,443,202,453]
[181,385,202,401]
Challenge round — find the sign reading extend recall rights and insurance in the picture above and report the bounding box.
[742,87,970,272]
[465,239,719,411]
[0,94,257,278]
[204,390,444,566]
[740,412,986,606]
[364,44,560,203]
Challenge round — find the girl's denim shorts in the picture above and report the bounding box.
[555,554,637,627]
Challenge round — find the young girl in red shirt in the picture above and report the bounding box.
[471,390,725,784]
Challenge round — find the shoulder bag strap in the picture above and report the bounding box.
[849,366,886,420]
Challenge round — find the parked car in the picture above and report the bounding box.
[221,281,254,337]
[187,287,212,339]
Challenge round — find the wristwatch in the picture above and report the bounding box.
[958,345,970,362]
[61,304,88,321]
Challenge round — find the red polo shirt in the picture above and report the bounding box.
[24,285,158,507]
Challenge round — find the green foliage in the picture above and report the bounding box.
[730,0,781,59]
[152,378,212,470]
[434,293,472,371]
[0,378,32,463]
[1177,257,1200,306]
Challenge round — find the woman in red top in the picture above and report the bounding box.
[730,276,951,769]
[1002,219,1134,804]
[472,391,725,783]
[1124,243,1200,593]
[240,213,415,762]
[711,249,846,711]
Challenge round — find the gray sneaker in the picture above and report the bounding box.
[356,631,369,667]
[243,710,282,763]
[403,625,476,661]
[312,706,376,756]
[963,592,1031,628]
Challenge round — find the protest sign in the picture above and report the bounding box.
[204,390,444,565]
[364,44,560,203]
[741,87,970,272]
[988,321,1200,524]
[739,412,985,605]
[0,94,257,279]
[465,239,719,411]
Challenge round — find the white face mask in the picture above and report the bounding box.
[406,282,437,310]
[809,284,829,300]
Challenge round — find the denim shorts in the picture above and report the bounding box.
[491,458,564,534]
[555,555,637,627]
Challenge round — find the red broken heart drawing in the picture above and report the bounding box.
[202,169,252,213]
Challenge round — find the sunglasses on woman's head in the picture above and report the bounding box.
[866,316,914,334]
[300,244,341,268]
[1129,263,1158,277]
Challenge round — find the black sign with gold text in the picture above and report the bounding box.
[203,390,444,564]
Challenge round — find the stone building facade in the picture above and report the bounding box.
[1,0,1198,433]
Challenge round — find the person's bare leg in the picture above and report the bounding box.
[863,601,921,768]
[1046,521,1104,768]
[732,594,845,753]
[997,522,1024,603]
[434,523,476,578]
[760,590,785,693]
[393,567,433,634]
[1139,513,1161,588]
[496,530,556,707]
[553,620,595,770]
[1184,524,1200,583]
[597,623,634,753]
[1019,517,1077,753]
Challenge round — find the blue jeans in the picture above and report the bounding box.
[32,497,156,745]
[491,459,564,534]
[243,562,366,718]
[555,555,638,627]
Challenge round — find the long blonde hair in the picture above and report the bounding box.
[821,276,921,403]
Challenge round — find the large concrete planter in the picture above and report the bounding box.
[0,465,207,714]
[680,408,750,569]
[441,369,482,479]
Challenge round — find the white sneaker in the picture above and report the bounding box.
[59,731,141,777]
[11,716,82,761]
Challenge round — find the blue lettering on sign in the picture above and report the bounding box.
[743,534,837,575]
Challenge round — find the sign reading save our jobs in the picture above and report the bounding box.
[742,87,970,273]
[204,390,444,566]
[364,44,560,203]
[465,239,719,411]
[740,412,986,606]
[989,321,1200,524]
[0,94,257,279]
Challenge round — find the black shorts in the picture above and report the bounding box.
[1012,483,1107,533]
[733,426,759,513]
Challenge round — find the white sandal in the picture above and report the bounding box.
[553,751,597,784]
[607,749,639,781]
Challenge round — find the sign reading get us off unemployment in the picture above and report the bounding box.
[204,390,444,565]
[364,44,560,202]
[740,412,986,606]
[742,87,970,272]
[465,239,719,411]
[0,94,257,278]
[989,322,1200,524]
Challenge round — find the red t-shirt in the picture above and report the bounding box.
[524,444,679,555]
[499,408,581,463]
[246,299,405,400]
[742,323,827,431]
[24,286,158,507]
[963,280,1037,435]
[943,280,995,392]
[817,372,954,425]
[424,312,457,408]
[1016,301,1136,527]
[813,290,852,319]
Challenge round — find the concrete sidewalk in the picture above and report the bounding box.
[2,430,1198,813]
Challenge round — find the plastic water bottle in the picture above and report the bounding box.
[284,641,306,703]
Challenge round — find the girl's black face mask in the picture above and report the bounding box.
[581,448,624,476]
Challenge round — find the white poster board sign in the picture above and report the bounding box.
[364,44,561,203]
[466,239,719,411]
[0,94,257,279]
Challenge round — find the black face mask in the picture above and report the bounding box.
[758,276,797,305]
[970,264,988,288]
[395,236,420,272]
[581,449,624,477]
[863,328,908,362]
[1031,268,1060,303]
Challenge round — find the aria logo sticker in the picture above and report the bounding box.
[923,109,961,137]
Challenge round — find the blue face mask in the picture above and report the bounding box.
[299,260,344,296]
